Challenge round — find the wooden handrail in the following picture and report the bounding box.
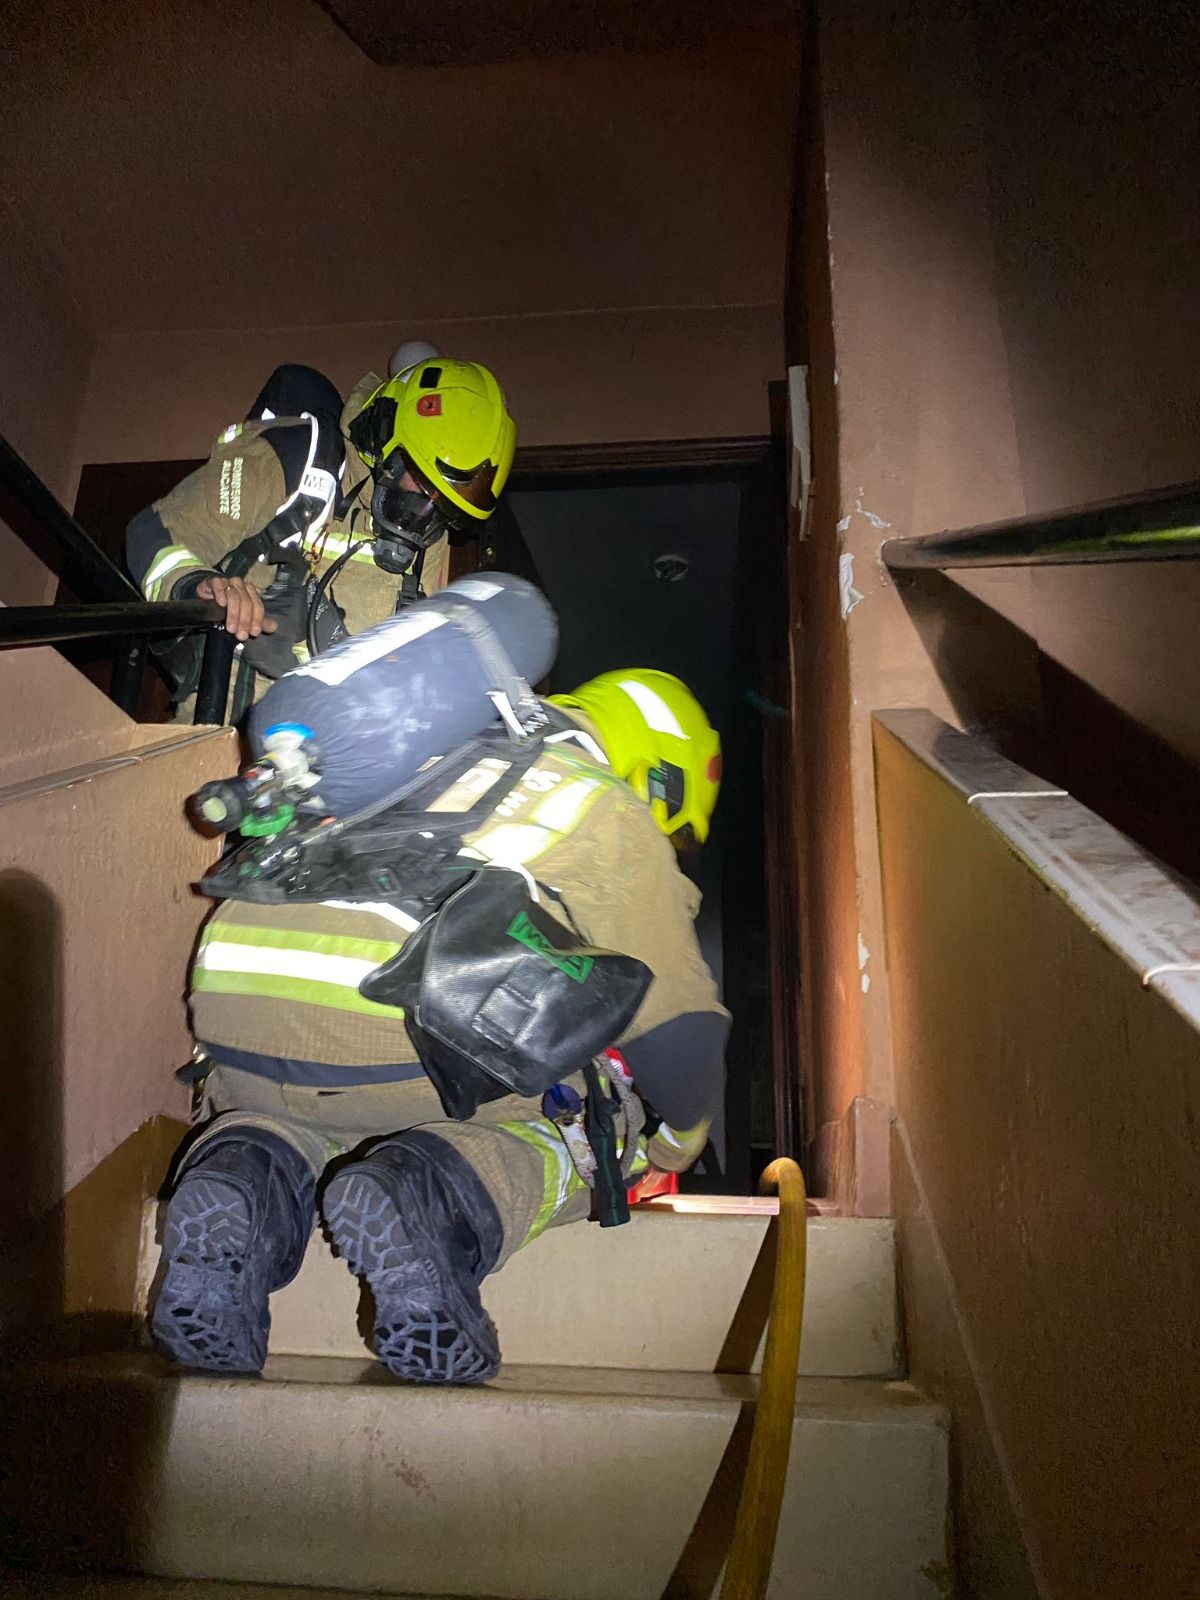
[720,1157,808,1600]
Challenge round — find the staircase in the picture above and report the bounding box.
[0,497,950,1600]
[1,1197,951,1600]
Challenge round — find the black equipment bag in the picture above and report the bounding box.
[359,867,652,1121]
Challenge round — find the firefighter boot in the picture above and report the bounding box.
[152,1128,314,1374]
[322,1131,503,1385]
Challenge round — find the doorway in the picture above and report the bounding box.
[482,443,795,1190]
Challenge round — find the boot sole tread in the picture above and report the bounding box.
[324,1168,500,1386]
[152,1175,266,1375]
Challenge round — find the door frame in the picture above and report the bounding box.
[511,436,773,478]
[497,432,806,1179]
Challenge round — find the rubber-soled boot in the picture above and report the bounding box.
[322,1131,504,1385]
[151,1128,314,1375]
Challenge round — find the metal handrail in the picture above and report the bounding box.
[0,599,223,649]
[720,1157,808,1600]
[881,477,1200,569]
[0,432,143,602]
[0,430,233,718]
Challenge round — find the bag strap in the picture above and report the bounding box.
[584,1059,631,1229]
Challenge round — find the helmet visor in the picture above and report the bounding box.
[435,454,500,516]
[376,448,492,537]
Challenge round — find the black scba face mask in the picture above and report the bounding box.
[370,477,449,573]
[370,454,478,574]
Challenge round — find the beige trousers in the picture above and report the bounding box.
[192,1065,590,1266]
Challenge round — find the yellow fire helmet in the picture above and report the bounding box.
[551,669,723,842]
[350,358,517,530]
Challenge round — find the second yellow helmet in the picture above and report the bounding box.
[551,669,722,842]
[351,358,516,528]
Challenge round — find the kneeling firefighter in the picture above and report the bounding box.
[152,574,727,1384]
[125,355,517,720]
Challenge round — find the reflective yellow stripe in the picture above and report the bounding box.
[192,966,402,1019]
[649,1118,709,1168]
[305,530,379,564]
[628,1137,650,1178]
[144,543,203,602]
[499,1118,585,1245]
[464,771,609,867]
[193,921,403,1018]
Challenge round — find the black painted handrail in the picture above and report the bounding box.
[0,431,230,719]
[0,600,223,649]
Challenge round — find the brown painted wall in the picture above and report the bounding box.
[3,2,796,464]
[797,0,1200,1194]
[2,4,796,338]
[81,303,783,464]
[787,52,864,1157]
[963,2,1200,769]
[792,0,1038,1195]
[797,0,1200,1588]
[1,720,234,1217]
[0,645,160,789]
[0,649,236,1290]
[1,707,236,1349]
[0,196,95,604]
[876,719,1200,1599]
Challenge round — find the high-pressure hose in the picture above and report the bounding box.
[305,541,363,659]
[305,539,429,659]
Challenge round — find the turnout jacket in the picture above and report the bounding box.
[190,733,728,1171]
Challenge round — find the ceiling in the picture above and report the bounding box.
[316,0,793,67]
[1,0,800,337]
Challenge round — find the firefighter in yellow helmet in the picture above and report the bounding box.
[125,356,516,718]
[151,662,727,1385]
[550,669,723,846]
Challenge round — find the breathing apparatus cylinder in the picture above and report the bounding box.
[246,573,558,819]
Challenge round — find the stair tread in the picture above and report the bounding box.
[15,1348,942,1423]
[137,1201,902,1379]
[3,1357,949,1599]
[4,1578,477,1600]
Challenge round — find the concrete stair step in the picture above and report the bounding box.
[137,1197,901,1378]
[1,1352,949,1600]
[3,1577,475,1599]
[3,1576,474,1600]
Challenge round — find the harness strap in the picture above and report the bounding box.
[584,1059,631,1229]
[543,1054,643,1230]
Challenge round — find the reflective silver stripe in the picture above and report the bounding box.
[271,416,339,544]
[197,941,369,985]
[617,677,686,737]
[545,727,609,765]
[320,900,420,933]
[273,416,319,520]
